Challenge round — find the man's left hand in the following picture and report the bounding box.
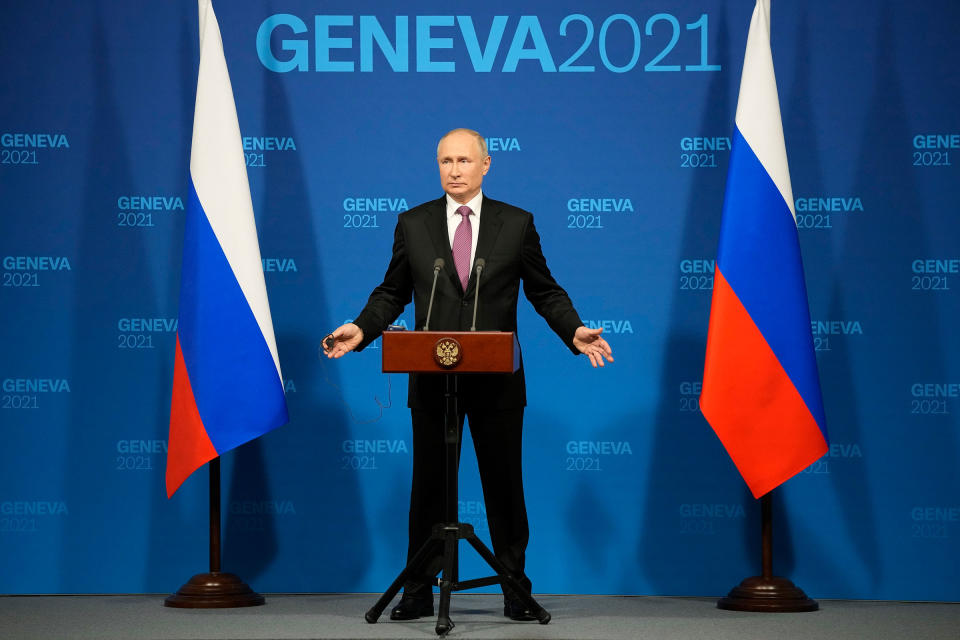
[573,326,614,368]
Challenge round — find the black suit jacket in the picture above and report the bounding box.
[353,195,582,410]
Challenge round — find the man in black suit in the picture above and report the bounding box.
[323,128,613,621]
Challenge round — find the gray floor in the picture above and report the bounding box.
[1,593,957,640]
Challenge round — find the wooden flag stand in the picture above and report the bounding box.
[717,492,818,612]
[164,457,265,608]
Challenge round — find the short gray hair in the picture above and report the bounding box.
[437,128,488,158]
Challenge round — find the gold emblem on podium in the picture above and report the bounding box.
[433,337,462,368]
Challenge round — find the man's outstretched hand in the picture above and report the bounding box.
[320,322,364,359]
[572,326,614,368]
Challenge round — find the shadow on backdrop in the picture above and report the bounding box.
[828,0,956,598]
[637,8,759,597]
[62,8,183,592]
[221,67,373,591]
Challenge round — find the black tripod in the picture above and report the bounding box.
[364,373,551,635]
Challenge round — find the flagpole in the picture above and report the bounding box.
[209,457,221,573]
[700,0,828,613]
[760,492,772,580]
[164,0,287,608]
[164,457,265,608]
[717,491,818,612]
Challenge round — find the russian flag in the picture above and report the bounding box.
[700,0,828,499]
[166,0,289,498]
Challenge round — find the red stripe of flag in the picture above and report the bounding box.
[166,336,218,498]
[701,269,827,497]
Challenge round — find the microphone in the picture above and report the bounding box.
[470,258,485,331]
[423,258,444,331]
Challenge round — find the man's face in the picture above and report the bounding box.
[437,131,491,204]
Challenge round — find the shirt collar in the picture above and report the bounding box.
[446,191,483,219]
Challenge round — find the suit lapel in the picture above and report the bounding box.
[424,196,460,292]
[467,195,503,295]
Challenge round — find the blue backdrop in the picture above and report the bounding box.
[1,0,958,600]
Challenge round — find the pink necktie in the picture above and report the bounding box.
[452,205,473,291]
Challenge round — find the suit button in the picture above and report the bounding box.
[462,301,469,307]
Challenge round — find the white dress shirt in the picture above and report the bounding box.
[445,191,482,272]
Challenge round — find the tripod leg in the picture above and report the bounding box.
[364,539,438,624]
[464,534,551,624]
[434,527,458,635]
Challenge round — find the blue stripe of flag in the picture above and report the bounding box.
[715,126,827,434]
[177,179,289,453]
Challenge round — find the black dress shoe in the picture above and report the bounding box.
[503,597,538,622]
[389,593,434,620]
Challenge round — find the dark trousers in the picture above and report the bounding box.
[406,406,532,597]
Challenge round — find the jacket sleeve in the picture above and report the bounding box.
[352,219,413,351]
[519,214,583,354]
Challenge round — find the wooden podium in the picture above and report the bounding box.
[381,330,520,373]
[364,330,551,635]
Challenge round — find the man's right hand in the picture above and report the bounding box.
[321,322,364,359]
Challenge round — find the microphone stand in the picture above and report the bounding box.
[424,258,444,331]
[470,259,485,331]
